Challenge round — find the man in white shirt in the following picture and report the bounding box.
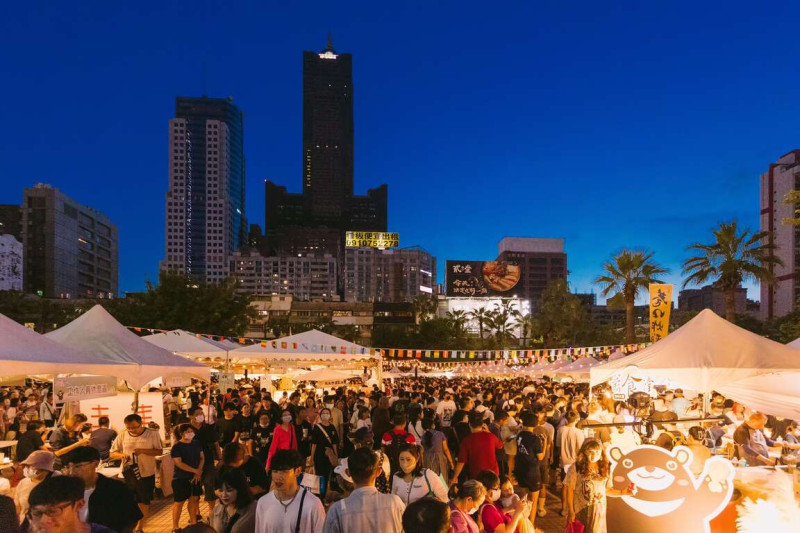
[108,413,163,532]
[435,394,456,428]
[323,447,405,533]
[255,450,325,533]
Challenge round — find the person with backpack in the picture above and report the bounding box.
[514,411,545,529]
[390,443,448,506]
[382,413,416,478]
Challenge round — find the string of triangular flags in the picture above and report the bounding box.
[126,325,646,363]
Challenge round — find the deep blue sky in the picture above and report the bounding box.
[3,1,798,302]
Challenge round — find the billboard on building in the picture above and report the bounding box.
[345,231,399,248]
[446,260,523,297]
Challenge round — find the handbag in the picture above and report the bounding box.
[564,519,585,533]
[316,424,339,466]
[299,472,324,495]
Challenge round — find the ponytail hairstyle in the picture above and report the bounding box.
[422,417,434,450]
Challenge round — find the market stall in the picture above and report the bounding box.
[716,372,800,421]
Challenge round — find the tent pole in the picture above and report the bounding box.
[225,350,229,372]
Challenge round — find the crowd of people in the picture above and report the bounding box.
[0,373,798,533]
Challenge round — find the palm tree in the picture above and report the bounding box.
[595,249,668,344]
[489,303,514,348]
[469,306,491,345]
[513,312,535,347]
[446,309,469,337]
[682,221,780,322]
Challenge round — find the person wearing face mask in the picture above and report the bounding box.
[324,395,344,449]
[449,479,485,533]
[186,405,221,522]
[109,414,163,533]
[267,410,298,470]
[390,443,448,506]
[250,412,275,466]
[14,450,56,522]
[170,424,205,532]
[310,407,339,485]
[475,470,531,533]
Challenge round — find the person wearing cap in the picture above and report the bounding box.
[25,474,113,533]
[64,445,142,533]
[255,449,325,533]
[14,450,56,521]
[340,427,391,494]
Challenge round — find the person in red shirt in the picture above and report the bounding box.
[450,411,503,485]
[266,409,297,469]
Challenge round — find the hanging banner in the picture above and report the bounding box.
[80,392,164,431]
[218,372,236,392]
[649,283,672,342]
[54,375,117,403]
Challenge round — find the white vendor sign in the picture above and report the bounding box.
[54,375,117,403]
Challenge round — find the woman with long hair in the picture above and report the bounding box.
[210,469,257,533]
[391,443,448,506]
[564,439,629,532]
[421,417,453,479]
[266,409,298,469]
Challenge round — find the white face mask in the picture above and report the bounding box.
[325,403,334,409]
[320,413,331,421]
[282,415,293,423]
[500,496,513,507]
[488,489,501,502]
[195,414,205,424]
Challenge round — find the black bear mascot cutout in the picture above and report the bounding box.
[607,445,734,533]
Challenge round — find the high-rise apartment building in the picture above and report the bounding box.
[161,96,246,283]
[22,184,118,298]
[0,234,22,291]
[229,251,337,301]
[0,205,22,240]
[496,237,567,312]
[263,37,387,257]
[760,150,800,319]
[344,247,436,302]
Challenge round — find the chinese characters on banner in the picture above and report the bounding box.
[80,392,165,431]
[649,283,672,342]
[344,231,399,248]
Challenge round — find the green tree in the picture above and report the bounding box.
[105,272,255,336]
[468,306,491,347]
[513,312,536,347]
[412,295,438,324]
[595,249,668,344]
[531,279,588,347]
[446,309,469,341]
[682,221,780,322]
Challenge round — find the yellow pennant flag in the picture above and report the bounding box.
[649,283,673,342]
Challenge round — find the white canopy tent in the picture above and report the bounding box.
[295,368,354,383]
[534,358,570,376]
[0,312,135,378]
[232,330,379,364]
[46,305,210,389]
[607,349,626,361]
[143,329,229,358]
[787,337,800,349]
[717,372,800,420]
[553,356,601,381]
[591,309,800,393]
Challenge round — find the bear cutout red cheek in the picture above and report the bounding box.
[614,476,626,483]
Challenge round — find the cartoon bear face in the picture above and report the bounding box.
[609,445,695,500]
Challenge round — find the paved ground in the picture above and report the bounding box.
[144,485,567,532]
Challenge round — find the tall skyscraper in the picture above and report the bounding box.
[161,97,246,283]
[344,247,436,303]
[303,35,354,226]
[22,184,118,298]
[263,37,387,258]
[760,150,800,319]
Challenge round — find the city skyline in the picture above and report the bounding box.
[4,3,798,301]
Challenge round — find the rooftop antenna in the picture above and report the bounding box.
[326,32,334,52]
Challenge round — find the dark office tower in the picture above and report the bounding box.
[22,184,118,298]
[161,96,246,283]
[302,36,354,226]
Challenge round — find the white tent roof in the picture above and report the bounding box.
[45,305,210,389]
[717,372,800,420]
[231,329,378,364]
[608,349,626,361]
[0,313,136,378]
[296,368,354,382]
[143,329,229,358]
[554,357,601,381]
[591,309,800,392]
